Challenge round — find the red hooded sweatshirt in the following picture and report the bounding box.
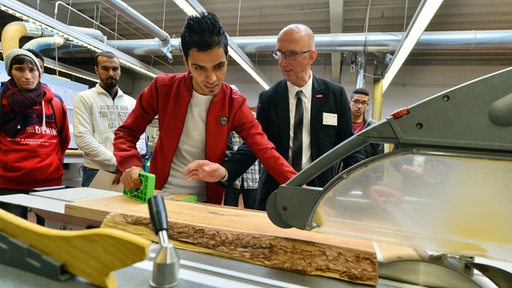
[0,84,70,190]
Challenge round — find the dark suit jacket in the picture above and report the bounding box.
[223,75,361,210]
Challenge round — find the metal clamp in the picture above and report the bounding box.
[0,231,72,281]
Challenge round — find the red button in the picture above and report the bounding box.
[391,108,409,119]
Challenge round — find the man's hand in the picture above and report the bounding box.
[120,166,144,190]
[184,160,227,182]
[112,169,123,185]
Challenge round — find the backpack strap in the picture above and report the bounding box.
[49,95,66,132]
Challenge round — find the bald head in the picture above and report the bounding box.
[275,24,317,87]
[278,24,315,49]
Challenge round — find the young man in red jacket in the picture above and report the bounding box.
[113,12,296,204]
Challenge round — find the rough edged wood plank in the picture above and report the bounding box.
[101,200,378,286]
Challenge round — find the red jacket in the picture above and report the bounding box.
[114,73,296,204]
[0,85,70,189]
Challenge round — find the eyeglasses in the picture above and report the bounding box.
[351,99,369,106]
[272,50,311,61]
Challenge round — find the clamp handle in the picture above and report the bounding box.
[123,171,155,203]
[148,194,168,237]
[148,195,180,287]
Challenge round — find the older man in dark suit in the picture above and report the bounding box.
[222,24,362,210]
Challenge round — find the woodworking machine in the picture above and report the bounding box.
[267,67,512,287]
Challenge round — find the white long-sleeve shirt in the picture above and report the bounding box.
[73,84,145,172]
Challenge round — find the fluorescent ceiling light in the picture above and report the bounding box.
[228,46,269,90]
[173,0,270,89]
[382,0,443,92]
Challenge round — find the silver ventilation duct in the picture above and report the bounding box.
[233,30,512,54]
[108,38,179,58]
[48,30,512,58]
[100,0,174,61]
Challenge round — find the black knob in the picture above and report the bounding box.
[148,195,168,235]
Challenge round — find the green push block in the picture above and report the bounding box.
[123,172,155,203]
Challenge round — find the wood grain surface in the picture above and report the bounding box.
[93,197,378,286]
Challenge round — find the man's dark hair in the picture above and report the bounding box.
[94,51,119,67]
[25,48,44,65]
[180,11,228,60]
[352,87,369,98]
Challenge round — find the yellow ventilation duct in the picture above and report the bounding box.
[1,21,27,56]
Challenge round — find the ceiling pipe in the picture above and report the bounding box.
[44,43,97,58]
[51,29,512,60]
[100,0,173,62]
[0,20,176,60]
[1,21,48,55]
[0,21,107,58]
[233,30,512,54]
[101,0,170,44]
[70,26,108,43]
[2,21,109,51]
[107,38,177,59]
[0,0,164,78]
[23,34,65,51]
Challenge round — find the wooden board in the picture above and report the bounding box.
[65,195,147,222]
[86,196,379,286]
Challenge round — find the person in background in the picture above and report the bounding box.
[73,51,146,187]
[223,86,260,209]
[350,87,384,158]
[224,128,261,209]
[25,49,45,74]
[346,87,389,206]
[113,12,296,204]
[26,49,66,106]
[222,23,363,210]
[25,48,65,225]
[0,48,70,220]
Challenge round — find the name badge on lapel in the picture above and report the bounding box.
[322,113,337,126]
